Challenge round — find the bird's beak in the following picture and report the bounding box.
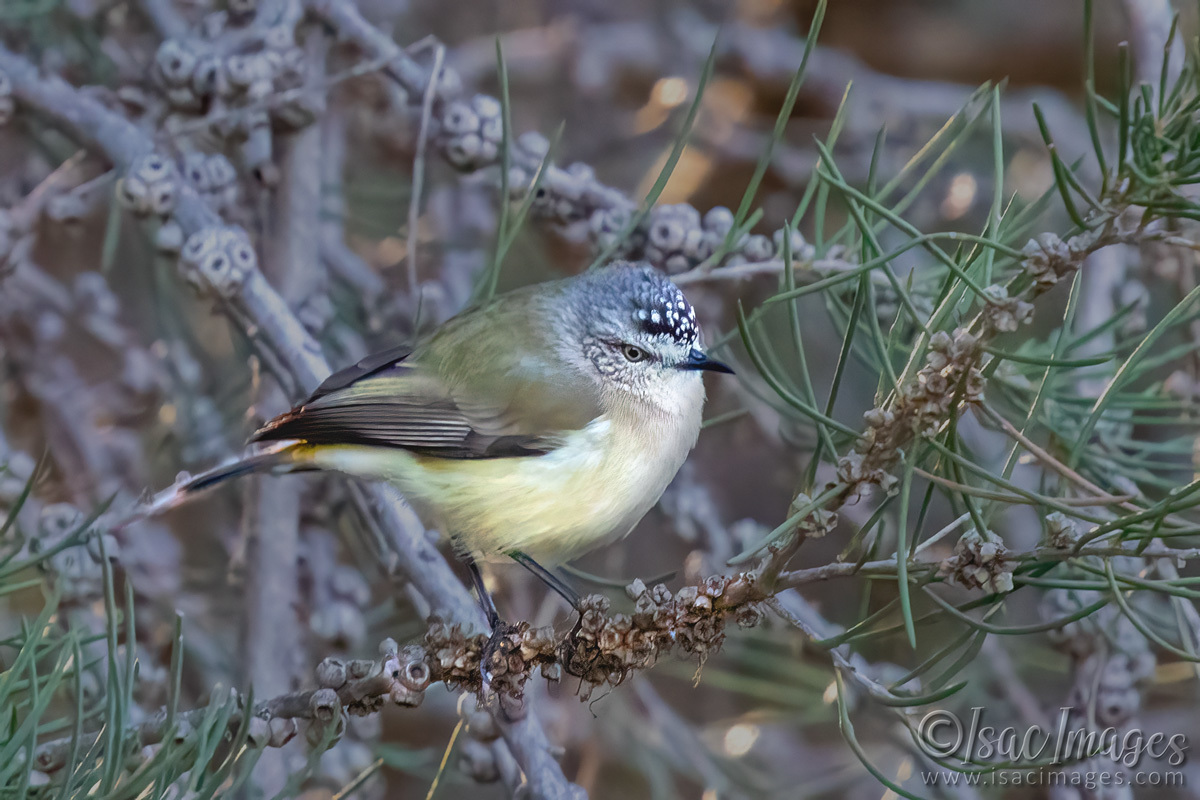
[678,348,734,374]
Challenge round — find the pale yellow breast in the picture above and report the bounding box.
[305,384,703,564]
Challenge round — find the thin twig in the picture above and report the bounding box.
[407,44,445,302]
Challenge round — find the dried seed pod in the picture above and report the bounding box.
[440,101,479,136]
[246,715,270,748]
[773,227,814,261]
[315,657,347,689]
[703,205,734,235]
[192,54,228,98]
[118,175,148,212]
[648,209,690,250]
[444,133,486,169]
[389,682,425,708]
[1022,231,1075,289]
[741,233,773,263]
[179,225,256,298]
[734,603,764,628]
[680,227,710,260]
[480,114,503,144]
[980,283,1035,333]
[267,716,297,747]
[517,131,550,159]
[700,575,725,599]
[181,152,212,191]
[204,153,237,189]
[172,719,194,744]
[650,583,672,605]
[119,153,179,217]
[225,55,256,91]
[306,705,346,749]
[309,688,341,722]
[937,529,1014,594]
[343,659,373,681]
[393,646,432,692]
[588,206,634,253]
[644,204,704,271]
[155,40,197,88]
[471,93,502,121]
[37,503,86,542]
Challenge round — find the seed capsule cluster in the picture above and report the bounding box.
[435,94,504,170]
[114,147,250,281]
[180,151,239,213]
[980,283,1034,334]
[936,528,1014,594]
[179,225,258,298]
[145,6,321,190]
[118,154,179,218]
[1022,232,1086,290]
[588,201,816,274]
[840,327,985,498]
[151,17,307,129]
[424,574,765,704]
[310,639,432,716]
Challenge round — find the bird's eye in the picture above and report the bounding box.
[621,344,646,362]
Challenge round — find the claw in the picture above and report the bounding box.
[480,619,520,688]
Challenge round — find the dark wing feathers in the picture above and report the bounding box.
[252,402,551,458]
[254,293,603,460]
[307,344,413,401]
[252,359,569,460]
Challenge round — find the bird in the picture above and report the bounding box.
[158,261,732,635]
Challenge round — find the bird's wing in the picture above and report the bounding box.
[306,343,414,401]
[251,290,602,459]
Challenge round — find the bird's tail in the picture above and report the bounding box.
[118,444,312,529]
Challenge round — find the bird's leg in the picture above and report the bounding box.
[464,555,519,686]
[509,551,581,610]
[510,552,593,677]
[464,554,501,629]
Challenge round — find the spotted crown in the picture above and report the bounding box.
[631,278,698,347]
[567,261,701,349]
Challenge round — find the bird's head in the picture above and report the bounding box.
[555,262,733,409]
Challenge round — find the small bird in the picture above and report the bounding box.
[166,262,731,629]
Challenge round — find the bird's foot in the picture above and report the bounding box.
[480,618,522,687]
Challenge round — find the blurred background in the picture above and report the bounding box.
[3,0,1199,798]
